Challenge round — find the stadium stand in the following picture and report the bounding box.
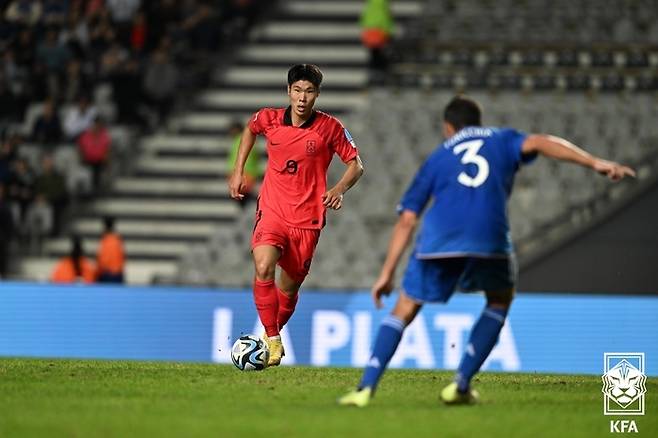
[5,0,268,282]
[174,0,423,286]
[169,1,656,290]
[8,0,656,288]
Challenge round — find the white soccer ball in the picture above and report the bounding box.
[231,334,269,371]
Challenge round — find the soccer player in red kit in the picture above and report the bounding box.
[228,64,365,366]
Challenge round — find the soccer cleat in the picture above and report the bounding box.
[337,387,372,408]
[262,333,285,367]
[440,382,480,405]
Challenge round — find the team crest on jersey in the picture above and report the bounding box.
[306,140,317,155]
[344,128,356,148]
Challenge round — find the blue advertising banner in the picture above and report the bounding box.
[0,282,656,375]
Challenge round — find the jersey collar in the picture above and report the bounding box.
[283,106,317,128]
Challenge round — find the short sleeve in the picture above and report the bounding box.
[396,156,435,215]
[248,109,266,135]
[331,121,358,163]
[504,128,535,165]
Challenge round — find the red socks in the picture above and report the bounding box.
[277,288,299,329]
[253,279,300,335]
[253,279,279,337]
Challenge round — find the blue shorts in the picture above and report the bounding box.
[401,255,517,303]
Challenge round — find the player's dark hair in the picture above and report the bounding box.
[287,64,323,89]
[444,96,482,130]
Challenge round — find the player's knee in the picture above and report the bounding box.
[393,291,422,325]
[485,288,515,308]
[254,261,276,281]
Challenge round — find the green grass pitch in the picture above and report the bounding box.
[1,358,655,437]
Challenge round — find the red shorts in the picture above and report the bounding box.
[251,209,321,282]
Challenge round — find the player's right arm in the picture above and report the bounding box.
[228,124,258,200]
[521,134,636,181]
[372,210,418,308]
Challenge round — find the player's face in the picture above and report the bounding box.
[288,80,319,119]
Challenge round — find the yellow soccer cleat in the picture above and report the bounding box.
[337,387,372,408]
[440,382,480,405]
[262,334,285,367]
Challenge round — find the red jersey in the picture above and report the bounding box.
[248,107,358,229]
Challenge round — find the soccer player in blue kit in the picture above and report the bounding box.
[339,96,635,407]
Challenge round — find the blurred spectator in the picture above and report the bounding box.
[33,153,67,236]
[50,235,96,283]
[145,0,180,51]
[62,59,92,103]
[0,183,14,278]
[360,0,394,78]
[96,216,125,283]
[106,0,141,47]
[3,50,30,105]
[0,134,19,185]
[35,28,72,98]
[4,29,34,108]
[0,16,14,49]
[0,78,22,123]
[25,193,53,249]
[106,0,141,25]
[227,121,261,209]
[7,156,34,222]
[223,0,260,39]
[36,29,72,74]
[64,94,97,140]
[130,10,147,53]
[181,1,219,51]
[59,9,90,57]
[85,0,105,19]
[77,115,110,190]
[143,48,178,124]
[31,99,63,148]
[109,57,145,125]
[11,28,36,66]
[41,0,68,27]
[99,41,128,77]
[5,0,43,27]
[89,15,117,62]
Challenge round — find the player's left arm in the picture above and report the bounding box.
[322,155,364,210]
[521,134,636,181]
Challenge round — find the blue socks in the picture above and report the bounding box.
[358,307,507,394]
[359,315,405,391]
[456,306,508,392]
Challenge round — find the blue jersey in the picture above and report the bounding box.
[398,127,534,258]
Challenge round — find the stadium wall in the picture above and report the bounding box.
[520,181,658,294]
[1,283,657,375]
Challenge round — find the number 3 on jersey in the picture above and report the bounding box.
[453,139,489,187]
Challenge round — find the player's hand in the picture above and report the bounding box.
[322,188,344,210]
[593,159,636,182]
[228,172,246,200]
[371,272,394,309]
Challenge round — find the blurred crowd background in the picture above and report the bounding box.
[0,0,655,295]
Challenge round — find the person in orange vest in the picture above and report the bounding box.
[96,216,125,283]
[360,0,394,81]
[51,236,96,284]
